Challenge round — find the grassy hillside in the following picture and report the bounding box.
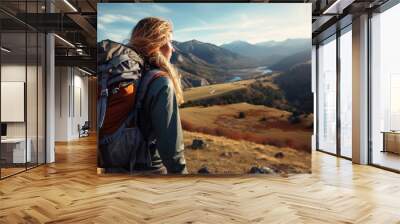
[183,79,254,102]
[184,130,311,174]
[182,74,284,109]
[180,103,313,152]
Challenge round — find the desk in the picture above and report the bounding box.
[382,131,400,155]
[1,138,31,163]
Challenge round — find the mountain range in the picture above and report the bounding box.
[173,40,257,69]
[171,40,257,87]
[220,38,310,66]
[171,38,310,88]
[270,50,311,72]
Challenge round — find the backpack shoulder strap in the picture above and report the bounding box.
[132,69,165,125]
[97,71,109,129]
[135,69,164,110]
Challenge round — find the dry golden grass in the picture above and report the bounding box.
[180,103,313,151]
[183,130,311,174]
[183,74,281,102]
[184,79,253,102]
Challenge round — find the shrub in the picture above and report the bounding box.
[238,112,245,119]
[259,117,267,122]
[288,111,301,124]
[181,119,195,131]
[288,115,301,124]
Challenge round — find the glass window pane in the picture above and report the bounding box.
[26,0,40,169]
[318,36,337,154]
[1,31,28,177]
[0,0,46,179]
[371,3,400,171]
[27,31,38,169]
[340,29,352,158]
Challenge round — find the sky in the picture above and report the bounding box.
[97,3,311,46]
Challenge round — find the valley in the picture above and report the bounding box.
[172,38,313,174]
[172,38,310,88]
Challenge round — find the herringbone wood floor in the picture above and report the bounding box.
[1,135,400,224]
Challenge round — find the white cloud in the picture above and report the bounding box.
[98,14,138,25]
[175,25,225,33]
[105,32,129,43]
[97,14,138,42]
[175,13,274,34]
[174,12,310,45]
[98,4,311,45]
[151,4,171,14]
[99,26,132,43]
[98,23,105,30]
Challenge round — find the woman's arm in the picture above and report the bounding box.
[146,77,187,174]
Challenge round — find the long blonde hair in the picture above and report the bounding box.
[129,17,183,104]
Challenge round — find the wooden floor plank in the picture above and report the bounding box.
[0,135,399,223]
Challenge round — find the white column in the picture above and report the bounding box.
[312,45,317,151]
[46,33,55,163]
[54,67,73,141]
[352,14,369,164]
[45,0,55,163]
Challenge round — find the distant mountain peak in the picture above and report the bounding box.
[221,40,252,47]
[187,39,202,44]
[231,40,250,44]
[173,39,203,45]
[172,38,255,69]
[255,38,309,46]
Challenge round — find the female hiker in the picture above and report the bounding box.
[129,17,187,174]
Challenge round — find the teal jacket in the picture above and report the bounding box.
[138,75,187,174]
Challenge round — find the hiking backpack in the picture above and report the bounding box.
[97,39,161,172]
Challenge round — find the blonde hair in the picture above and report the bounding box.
[129,17,183,104]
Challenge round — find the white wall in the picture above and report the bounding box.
[54,66,89,141]
[1,65,37,138]
[1,63,46,164]
[55,66,69,141]
[1,65,26,139]
[72,73,89,138]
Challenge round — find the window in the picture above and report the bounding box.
[317,36,337,154]
[0,1,46,179]
[339,28,352,158]
[390,74,400,130]
[370,3,400,171]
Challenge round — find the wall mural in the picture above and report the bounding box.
[97,3,312,175]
